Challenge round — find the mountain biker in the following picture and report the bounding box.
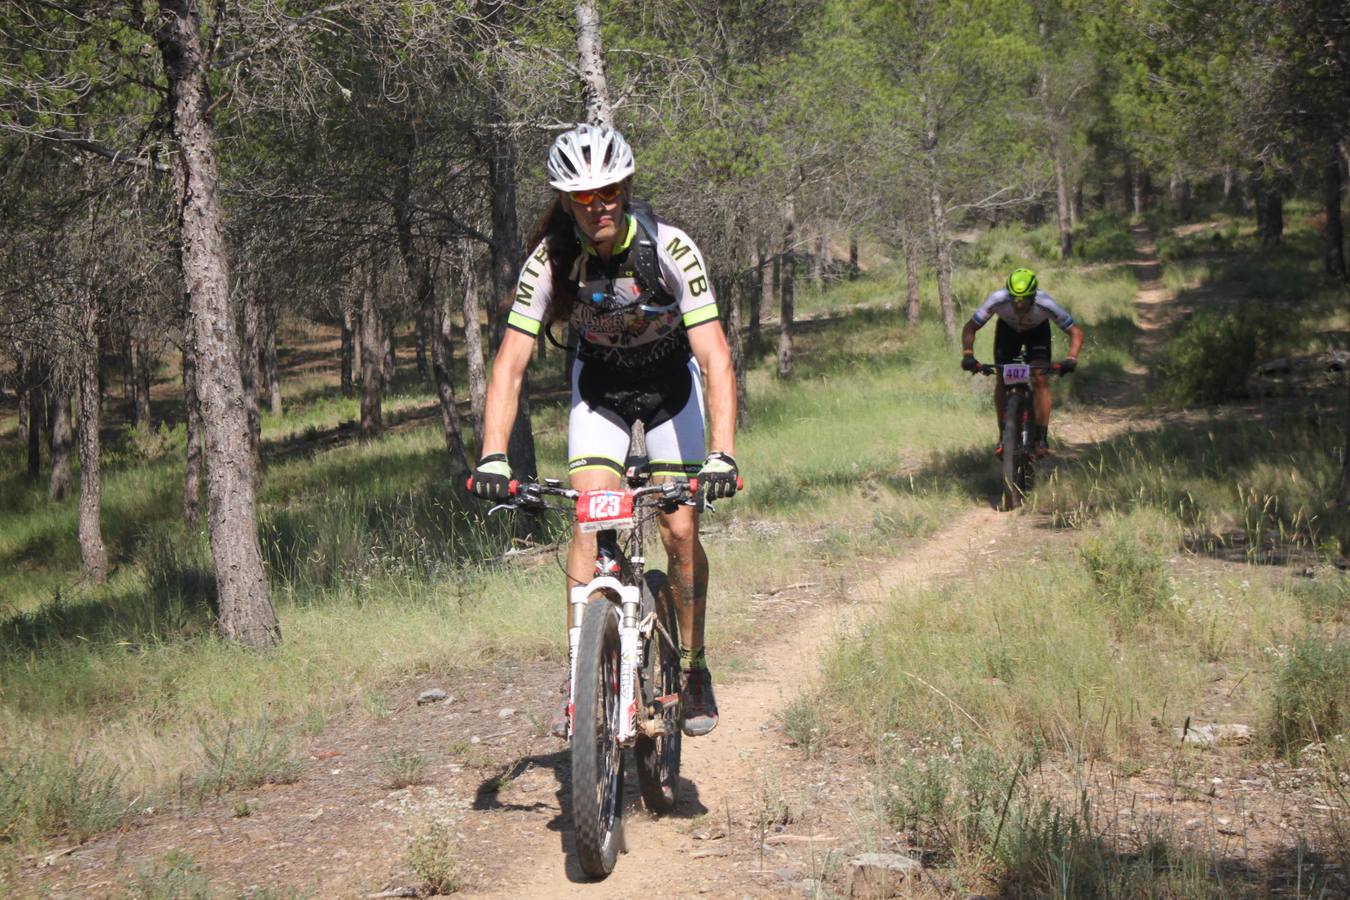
[471,123,737,739]
[960,267,1084,457]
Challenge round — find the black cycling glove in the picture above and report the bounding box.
[1058,357,1078,375]
[961,355,981,373]
[470,453,513,500]
[698,452,739,500]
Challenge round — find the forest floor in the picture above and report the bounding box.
[11,232,1348,898]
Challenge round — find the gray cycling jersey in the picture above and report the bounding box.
[970,289,1075,332]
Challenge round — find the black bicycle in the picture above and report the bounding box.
[977,360,1066,510]
[469,468,722,877]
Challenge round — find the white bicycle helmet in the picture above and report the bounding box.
[546,123,635,192]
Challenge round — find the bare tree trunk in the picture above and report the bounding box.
[24,361,43,483]
[48,382,72,502]
[1260,182,1284,247]
[432,293,470,480]
[812,232,826,291]
[159,0,278,646]
[414,306,431,387]
[383,318,396,387]
[903,218,922,326]
[748,249,764,345]
[777,194,796,378]
[1131,166,1146,217]
[462,247,488,447]
[340,299,355,397]
[927,173,956,342]
[393,144,469,475]
[848,234,860,280]
[1051,149,1073,257]
[239,282,262,476]
[261,298,281,416]
[1071,182,1082,229]
[183,344,202,527]
[573,0,613,127]
[130,331,153,429]
[359,258,384,439]
[720,276,749,426]
[485,105,536,486]
[1324,139,1346,280]
[75,291,108,582]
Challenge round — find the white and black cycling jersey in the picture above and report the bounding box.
[970,289,1075,333]
[506,216,720,374]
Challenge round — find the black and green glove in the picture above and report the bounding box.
[470,453,513,500]
[698,451,739,500]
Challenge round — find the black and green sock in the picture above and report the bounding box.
[679,645,707,672]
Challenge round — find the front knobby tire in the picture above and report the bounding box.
[571,596,623,877]
[1001,393,1024,511]
[635,571,682,814]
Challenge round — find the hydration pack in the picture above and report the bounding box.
[625,197,676,310]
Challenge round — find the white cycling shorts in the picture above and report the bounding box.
[567,357,706,480]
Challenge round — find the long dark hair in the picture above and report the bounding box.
[523,198,582,326]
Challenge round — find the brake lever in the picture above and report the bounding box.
[487,502,516,517]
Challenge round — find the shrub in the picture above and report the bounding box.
[1269,635,1350,758]
[408,818,466,895]
[193,719,302,798]
[0,749,129,844]
[1074,212,1135,261]
[1078,514,1175,627]
[1155,303,1292,405]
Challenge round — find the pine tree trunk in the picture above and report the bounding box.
[1052,147,1073,257]
[75,291,108,582]
[359,259,384,439]
[159,0,278,646]
[1324,139,1346,280]
[573,0,613,127]
[415,306,431,387]
[927,178,956,343]
[1132,167,1146,217]
[720,276,749,427]
[903,219,922,326]
[340,300,355,397]
[24,366,43,483]
[48,383,72,502]
[432,292,470,480]
[848,234,859,280]
[748,250,764,345]
[1260,184,1284,247]
[461,247,488,448]
[813,232,826,291]
[383,319,396,387]
[130,332,153,429]
[183,345,202,527]
[777,194,796,378]
[239,283,262,474]
[261,298,281,416]
[485,126,537,487]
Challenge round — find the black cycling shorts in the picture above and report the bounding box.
[993,319,1052,365]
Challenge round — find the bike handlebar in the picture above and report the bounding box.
[464,476,742,509]
[977,362,1066,376]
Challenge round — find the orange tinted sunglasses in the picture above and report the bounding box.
[568,183,624,205]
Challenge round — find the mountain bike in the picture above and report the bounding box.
[468,468,728,877]
[977,360,1066,511]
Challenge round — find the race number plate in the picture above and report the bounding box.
[576,490,636,533]
[1002,363,1031,385]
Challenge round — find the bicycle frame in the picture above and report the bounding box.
[484,477,691,745]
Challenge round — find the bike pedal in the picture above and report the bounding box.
[654,692,680,710]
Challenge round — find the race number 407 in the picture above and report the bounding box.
[1002,363,1031,385]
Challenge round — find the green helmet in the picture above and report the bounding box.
[1006,267,1038,300]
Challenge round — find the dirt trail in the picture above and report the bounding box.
[465,505,1013,899]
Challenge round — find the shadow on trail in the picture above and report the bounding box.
[473,746,707,884]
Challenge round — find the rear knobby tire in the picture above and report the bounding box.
[1001,393,1023,511]
[571,596,623,877]
[635,571,682,814]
